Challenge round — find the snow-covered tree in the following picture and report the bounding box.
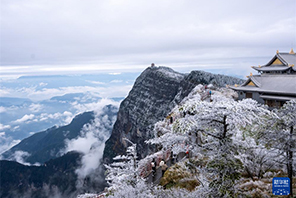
[191,99,270,197]
[281,100,296,198]
[257,100,296,198]
[104,138,155,197]
[104,86,293,197]
[240,145,277,180]
[148,87,271,197]
[104,138,138,191]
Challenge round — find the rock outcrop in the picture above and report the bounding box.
[103,67,243,163]
[103,67,185,162]
[174,70,244,103]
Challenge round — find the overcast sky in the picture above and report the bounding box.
[1,0,296,77]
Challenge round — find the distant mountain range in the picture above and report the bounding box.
[1,151,83,198]
[2,105,117,164]
[1,104,117,197]
[0,97,32,107]
[0,93,122,147]
[2,111,95,164]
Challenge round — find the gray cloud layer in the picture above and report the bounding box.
[1,0,296,75]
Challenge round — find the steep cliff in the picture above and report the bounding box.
[103,67,185,162]
[103,67,243,162]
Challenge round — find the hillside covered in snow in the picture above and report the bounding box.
[84,83,296,198]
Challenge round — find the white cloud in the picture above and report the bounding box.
[62,103,117,184]
[0,135,21,155]
[110,79,123,83]
[5,150,40,166]
[13,114,35,123]
[1,0,295,78]
[71,98,120,114]
[62,111,74,124]
[29,103,43,112]
[65,131,98,155]
[0,123,11,130]
[39,82,48,86]
[25,86,102,101]
[0,106,6,113]
[0,85,107,101]
[95,85,133,98]
[10,111,73,127]
[0,88,10,96]
[86,80,105,85]
[12,126,20,131]
[109,72,121,75]
[9,151,31,166]
[39,111,73,125]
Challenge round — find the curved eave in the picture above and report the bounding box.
[260,95,296,101]
[229,86,296,96]
[229,86,259,92]
[253,66,291,72]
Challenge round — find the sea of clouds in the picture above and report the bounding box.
[0,73,138,155]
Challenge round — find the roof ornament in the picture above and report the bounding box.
[234,84,238,87]
[250,72,253,76]
[276,50,279,54]
[289,48,295,54]
[289,64,295,67]
[258,65,261,68]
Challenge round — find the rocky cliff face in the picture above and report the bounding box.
[103,67,243,162]
[103,67,185,162]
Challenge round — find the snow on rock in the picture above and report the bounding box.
[77,193,104,198]
[103,66,243,163]
[154,66,185,81]
[77,193,96,198]
[103,66,186,162]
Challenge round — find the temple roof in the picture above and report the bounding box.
[231,75,296,96]
[231,50,296,102]
[252,51,296,72]
[260,94,296,101]
[242,76,261,87]
[279,53,296,65]
[253,66,291,72]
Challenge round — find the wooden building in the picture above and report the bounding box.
[231,49,296,108]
